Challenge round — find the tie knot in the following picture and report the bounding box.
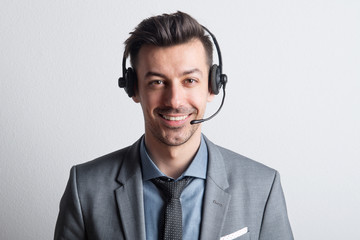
[151,177,191,199]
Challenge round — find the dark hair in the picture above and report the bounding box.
[124,11,213,69]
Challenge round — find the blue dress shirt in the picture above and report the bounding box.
[140,136,208,240]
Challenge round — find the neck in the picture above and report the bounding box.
[144,130,202,179]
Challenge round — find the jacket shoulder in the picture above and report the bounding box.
[204,135,278,186]
[217,145,276,177]
[76,146,130,175]
[73,136,142,186]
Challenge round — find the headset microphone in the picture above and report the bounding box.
[190,25,228,125]
[190,75,227,125]
[119,25,228,124]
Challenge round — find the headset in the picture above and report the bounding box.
[118,26,228,124]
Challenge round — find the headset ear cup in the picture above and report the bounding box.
[125,68,136,97]
[210,64,221,95]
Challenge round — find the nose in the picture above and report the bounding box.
[164,82,184,109]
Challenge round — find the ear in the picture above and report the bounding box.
[207,92,215,102]
[132,93,140,103]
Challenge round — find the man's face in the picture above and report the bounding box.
[133,39,214,147]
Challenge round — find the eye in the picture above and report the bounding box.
[184,78,197,84]
[150,80,164,85]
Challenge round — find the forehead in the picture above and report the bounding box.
[136,39,208,74]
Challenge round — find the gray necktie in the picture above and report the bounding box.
[151,177,191,240]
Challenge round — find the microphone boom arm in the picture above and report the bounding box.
[190,82,227,125]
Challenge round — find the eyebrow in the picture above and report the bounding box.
[144,68,203,79]
[145,71,166,79]
[183,68,203,76]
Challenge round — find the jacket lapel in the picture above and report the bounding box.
[115,138,146,240]
[200,137,231,240]
[112,136,230,239]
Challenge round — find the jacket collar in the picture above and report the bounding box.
[114,135,231,240]
[115,137,146,240]
[203,135,229,190]
[200,135,231,240]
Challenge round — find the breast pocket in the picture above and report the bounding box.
[220,227,250,240]
[233,232,250,240]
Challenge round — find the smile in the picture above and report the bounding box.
[161,114,189,121]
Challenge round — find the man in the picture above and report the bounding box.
[55,11,293,240]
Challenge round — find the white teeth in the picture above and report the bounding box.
[162,115,187,121]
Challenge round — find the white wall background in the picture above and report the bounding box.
[1,0,359,239]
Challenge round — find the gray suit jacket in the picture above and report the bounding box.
[55,136,293,240]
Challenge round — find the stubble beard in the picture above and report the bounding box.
[147,106,200,146]
[147,120,200,147]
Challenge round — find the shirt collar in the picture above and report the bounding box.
[140,135,208,181]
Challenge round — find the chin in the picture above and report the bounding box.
[157,125,200,147]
